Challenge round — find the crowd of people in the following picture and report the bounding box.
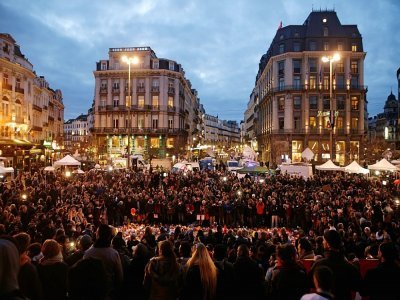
[0,167,400,299]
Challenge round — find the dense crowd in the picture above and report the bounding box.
[1,167,400,300]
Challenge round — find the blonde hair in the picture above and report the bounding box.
[187,243,217,300]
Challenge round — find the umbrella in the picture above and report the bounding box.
[394,179,400,185]
[73,169,85,174]
[44,166,55,172]
[94,164,101,169]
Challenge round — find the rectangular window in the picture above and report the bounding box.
[309,117,317,128]
[168,118,173,129]
[278,60,285,75]
[352,43,357,52]
[351,60,358,73]
[338,42,343,51]
[309,75,317,89]
[152,95,159,107]
[323,76,329,90]
[294,117,301,130]
[323,96,330,110]
[336,75,345,89]
[293,96,301,109]
[166,138,174,148]
[279,78,285,90]
[138,95,144,107]
[309,96,318,109]
[279,117,284,129]
[278,97,285,110]
[309,41,316,51]
[113,119,119,128]
[351,96,359,110]
[152,79,159,87]
[279,43,285,54]
[309,58,317,72]
[101,63,107,70]
[169,61,174,71]
[337,95,345,110]
[351,118,358,129]
[293,75,301,89]
[293,42,301,52]
[323,42,329,51]
[336,117,343,129]
[335,62,344,73]
[138,116,144,129]
[293,59,301,73]
[168,96,174,107]
[16,78,21,88]
[152,118,158,129]
[150,137,160,149]
[351,76,359,88]
[153,61,159,69]
[113,98,119,107]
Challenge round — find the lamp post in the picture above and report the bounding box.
[322,53,340,161]
[121,55,139,169]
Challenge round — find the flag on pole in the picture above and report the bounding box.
[277,21,282,31]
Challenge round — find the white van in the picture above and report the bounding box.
[227,160,241,172]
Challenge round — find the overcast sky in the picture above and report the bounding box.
[1,0,399,122]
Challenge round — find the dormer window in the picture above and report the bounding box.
[279,43,285,54]
[323,27,329,37]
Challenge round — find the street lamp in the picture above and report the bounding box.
[322,53,340,161]
[121,55,139,169]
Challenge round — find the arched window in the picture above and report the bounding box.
[323,27,329,37]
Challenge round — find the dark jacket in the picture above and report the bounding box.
[215,259,235,300]
[181,265,208,300]
[309,251,361,300]
[233,256,265,300]
[37,262,68,300]
[267,261,308,300]
[122,255,150,300]
[143,257,183,300]
[18,262,42,300]
[361,261,400,300]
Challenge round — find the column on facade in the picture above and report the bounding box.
[107,78,112,106]
[304,92,310,134]
[272,97,278,130]
[284,94,293,130]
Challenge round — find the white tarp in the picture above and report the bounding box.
[0,166,14,174]
[368,158,398,171]
[344,161,369,174]
[54,155,81,166]
[315,160,344,171]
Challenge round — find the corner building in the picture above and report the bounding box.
[92,47,201,160]
[253,10,367,166]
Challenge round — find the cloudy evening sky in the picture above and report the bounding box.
[1,0,399,122]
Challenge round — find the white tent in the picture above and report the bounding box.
[0,165,14,174]
[344,161,369,174]
[368,158,398,171]
[301,147,314,161]
[73,169,85,174]
[44,166,55,172]
[315,160,344,171]
[54,155,81,166]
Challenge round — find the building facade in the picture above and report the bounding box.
[251,10,367,166]
[0,33,64,170]
[64,114,90,152]
[92,47,201,161]
[203,114,240,149]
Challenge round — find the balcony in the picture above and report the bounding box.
[168,87,175,94]
[43,105,48,110]
[98,106,107,112]
[151,105,160,111]
[167,106,176,112]
[15,87,24,94]
[100,87,108,94]
[32,125,42,132]
[48,116,54,121]
[112,87,120,94]
[137,86,145,93]
[92,127,186,135]
[151,86,159,93]
[3,83,12,91]
[32,104,42,112]
[43,122,49,127]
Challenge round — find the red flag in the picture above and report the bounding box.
[277,21,282,31]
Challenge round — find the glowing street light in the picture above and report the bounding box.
[21,193,27,201]
[121,55,139,169]
[65,171,71,178]
[321,53,341,161]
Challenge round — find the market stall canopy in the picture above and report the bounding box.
[73,169,85,174]
[0,166,14,174]
[236,166,270,174]
[94,164,101,169]
[54,155,81,166]
[344,161,369,174]
[44,166,55,172]
[368,158,398,171]
[301,147,314,161]
[315,160,344,171]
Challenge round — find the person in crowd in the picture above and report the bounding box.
[65,234,93,266]
[309,229,361,300]
[37,239,68,300]
[298,237,315,260]
[83,224,123,300]
[233,244,265,300]
[143,240,182,300]
[68,257,108,300]
[361,241,400,300]
[13,232,43,300]
[301,266,335,300]
[213,244,235,300]
[0,238,27,300]
[177,240,192,267]
[121,243,150,300]
[181,243,218,300]
[267,243,308,299]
